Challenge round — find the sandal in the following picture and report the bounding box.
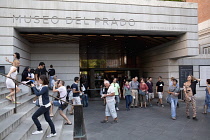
[6,96,12,101]
[13,101,21,104]
[64,122,72,125]
[202,112,207,114]
[69,112,74,115]
[50,115,54,117]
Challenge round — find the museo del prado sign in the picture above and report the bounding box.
[13,15,136,26]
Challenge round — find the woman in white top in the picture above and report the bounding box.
[5,60,21,103]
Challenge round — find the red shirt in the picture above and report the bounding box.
[139,83,149,91]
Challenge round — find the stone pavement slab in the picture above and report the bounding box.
[83,99,210,140]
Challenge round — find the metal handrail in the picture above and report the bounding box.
[0,73,73,113]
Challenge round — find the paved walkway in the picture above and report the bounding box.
[83,99,210,140]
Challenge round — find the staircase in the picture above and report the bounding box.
[0,82,74,140]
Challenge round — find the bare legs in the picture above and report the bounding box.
[6,87,20,102]
[50,102,72,124]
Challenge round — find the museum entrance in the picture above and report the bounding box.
[79,35,178,98]
[18,30,179,98]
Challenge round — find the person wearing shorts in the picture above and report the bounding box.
[101,80,118,124]
[156,76,164,107]
[69,77,82,115]
[146,77,154,107]
[50,80,72,125]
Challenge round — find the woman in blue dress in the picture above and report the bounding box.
[203,79,210,114]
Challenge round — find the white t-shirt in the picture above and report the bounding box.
[57,86,67,103]
[106,86,115,102]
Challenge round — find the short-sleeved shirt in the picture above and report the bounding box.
[124,86,132,96]
[146,81,153,93]
[169,85,180,98]
[190,80,198,95]
[106,86,115,102]
[35,68,41,80]
[111,83,120,95]
[156,81,164,92]
[71,83,80,97]
[48,68,55,76]
[57,86,67,103]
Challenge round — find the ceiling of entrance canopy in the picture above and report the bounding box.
[19,33,178,50]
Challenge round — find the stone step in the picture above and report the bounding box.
[27,106,59,140]
[0,91,28,109]
[59,108,74,140]
[0,89,10,100]
[3,106,58,140]
[0,103,37,140]
[0,86,7,92]
[0,82,5,86]
[0,94,35,122]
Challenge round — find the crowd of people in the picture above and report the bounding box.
[3,52,210,137]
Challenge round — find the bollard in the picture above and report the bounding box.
[74,105,87,140]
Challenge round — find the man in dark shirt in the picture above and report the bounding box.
[146,77,154,107]
[33,62,45,103]
[69,77,82,115]
[156,76,164,107]
[48,65,55,89]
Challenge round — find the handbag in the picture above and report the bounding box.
[139,90,146,96]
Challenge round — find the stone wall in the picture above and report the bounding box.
[31,44,80,85]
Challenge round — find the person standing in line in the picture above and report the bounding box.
[32,62,45,104]
[48,65,55,89]
[139,78,148,108]
[81,81,89,107]
[31,75,56,138]
[168,77,180,107]
[146,77,154,107]
[130,77,139,108]
[111,78,121,111]
[168,79,180,120]
[5,60,21,103]
[101,80,118,123]
[184,75,200,120]
[50,80,72,125]
[123,81,132,111]
[69,77,82,115]
[156,76,164,107]
[5,52,20,73]
[202,79,210,114]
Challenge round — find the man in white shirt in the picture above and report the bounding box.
[101,81,118,124]
[50,80,72,125]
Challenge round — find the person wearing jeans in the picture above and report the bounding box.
[123,81,132,111]
[31,75,56,138]
[168,79,180,120]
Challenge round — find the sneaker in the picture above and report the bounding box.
[116,107,119,111]
[111,120,118,124]
[172,117,176,120]
[32,130,43,135]
[47,133,57,138]
[33,100,36,104]
[131,106,134,108]
[161,104,164,108]
[187,116,190,119]
[135,106,138,108]
[101,120,108,123]
[157,102,159,106]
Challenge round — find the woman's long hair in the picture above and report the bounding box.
[14,52,20,59]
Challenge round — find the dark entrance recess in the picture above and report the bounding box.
[179,65,193,99]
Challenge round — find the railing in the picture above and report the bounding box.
[0,72,87,139]
[0,73,73,113]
